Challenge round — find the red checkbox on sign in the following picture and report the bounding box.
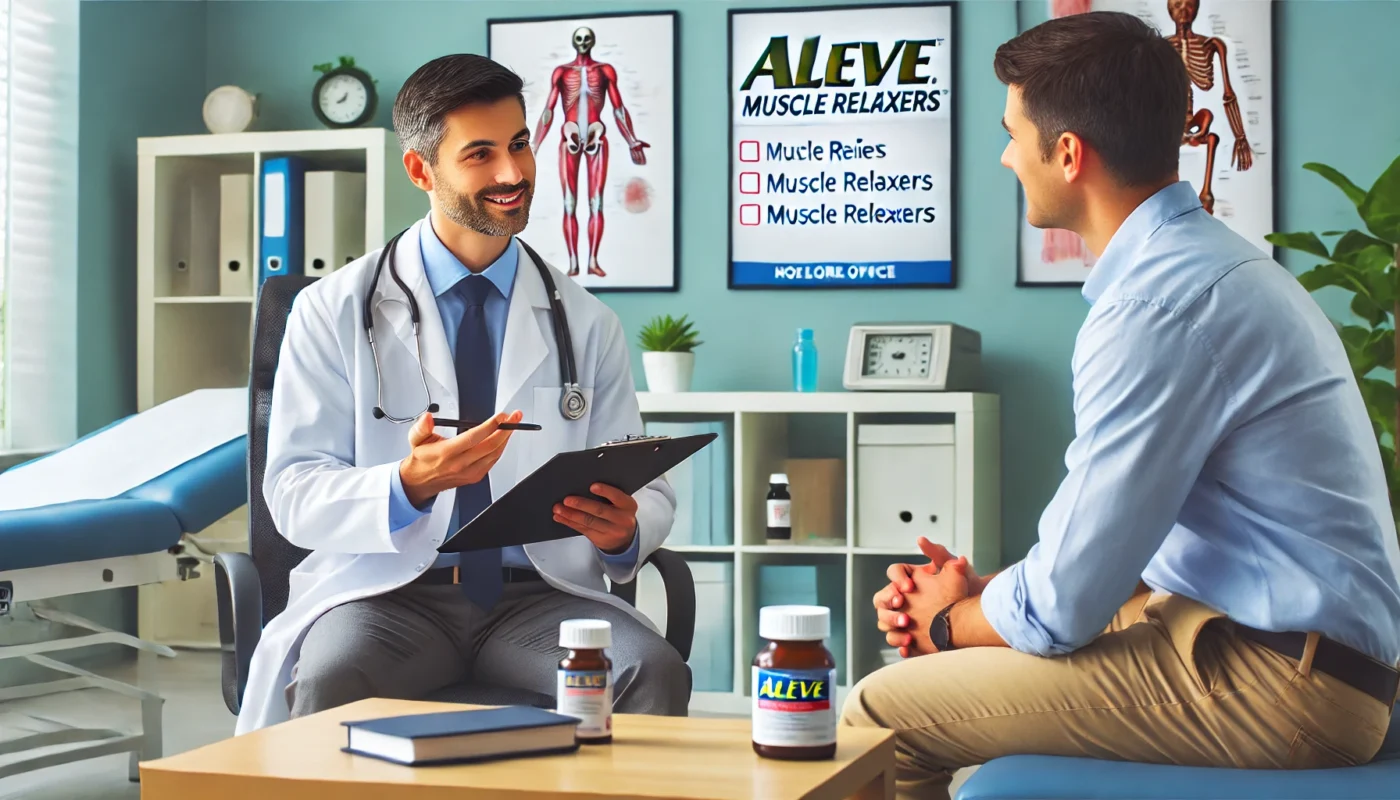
[738,140,760,162]
[739,204,761,226]
[739,172,760,194]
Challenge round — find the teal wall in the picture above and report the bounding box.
[78,0,208,434]
[28,0,211,669]
[74,0,1400,564]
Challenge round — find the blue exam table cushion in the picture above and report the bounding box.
[1,436,247,572]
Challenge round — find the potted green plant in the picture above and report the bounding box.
[1267,154,1400,526]
[638,314,702,392]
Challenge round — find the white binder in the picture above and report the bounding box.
[304,170,366,278]
[218,173,253,297]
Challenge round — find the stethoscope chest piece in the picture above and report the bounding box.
[560,384,587,420]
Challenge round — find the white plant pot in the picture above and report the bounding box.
[642,351,695,393]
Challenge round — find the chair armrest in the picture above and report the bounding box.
[214,551,263,716]
[646,548,695,662]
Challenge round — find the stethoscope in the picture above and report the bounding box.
[363,227,587,424]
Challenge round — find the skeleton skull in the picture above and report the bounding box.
[572,27,595,54]
[1167,0,1199,25]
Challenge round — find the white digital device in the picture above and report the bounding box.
[842,323,981,391]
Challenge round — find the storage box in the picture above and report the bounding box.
[856,424,955,550]
[645,419,732,545]
[784,458,846,541]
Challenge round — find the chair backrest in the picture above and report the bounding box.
[249,275,319,623]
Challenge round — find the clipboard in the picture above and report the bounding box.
[438,433,718,553]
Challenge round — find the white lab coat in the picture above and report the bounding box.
[234,218,675,734]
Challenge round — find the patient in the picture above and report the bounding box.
[840,12,1400,800]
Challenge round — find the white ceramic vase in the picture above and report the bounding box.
[642,351,695,393]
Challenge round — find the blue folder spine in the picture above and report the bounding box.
[259,156,307,286]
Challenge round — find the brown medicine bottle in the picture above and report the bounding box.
[558,619,613,744]
[751,605,837,760]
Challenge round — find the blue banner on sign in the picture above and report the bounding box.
[732,260,952,287]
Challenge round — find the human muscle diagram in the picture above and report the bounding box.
[532,26,650,278]
[490,13,677,290]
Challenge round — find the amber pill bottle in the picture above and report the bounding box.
[558,619,613,744]
[751,605,837,760]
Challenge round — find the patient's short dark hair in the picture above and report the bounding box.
[994,11,1188,186]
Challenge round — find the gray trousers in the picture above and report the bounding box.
[285,579,690,719]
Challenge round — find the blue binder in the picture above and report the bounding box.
[259,156,306,286]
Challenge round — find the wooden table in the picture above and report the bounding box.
[139,699,895,799]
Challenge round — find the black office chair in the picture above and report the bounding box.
[214,274,696,715]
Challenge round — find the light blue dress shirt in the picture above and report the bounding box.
[980,181,1400,666]
[387,219,639,571]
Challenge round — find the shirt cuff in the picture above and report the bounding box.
[978,562,1058,657]
[389,464,433,533]
[596,524,641,570]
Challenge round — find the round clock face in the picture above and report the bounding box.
[863,334,933,378]
[318,73,370,125]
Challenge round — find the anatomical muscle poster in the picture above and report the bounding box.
[489,11,678,292]
[729,3,957,289]
[1017,0,1274,286]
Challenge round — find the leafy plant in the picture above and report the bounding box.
[1267,154,1400,519]
[313,55,377,84]
[638,314,702,353]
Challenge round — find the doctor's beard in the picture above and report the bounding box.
[434,178,534,237]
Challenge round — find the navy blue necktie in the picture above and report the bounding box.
[454,275,502,610]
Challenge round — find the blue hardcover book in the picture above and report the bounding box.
[259,156,307,287]
[340,705,581,766]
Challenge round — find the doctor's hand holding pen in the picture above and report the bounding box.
[397,410,525,508]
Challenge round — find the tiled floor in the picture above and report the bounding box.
[0,650,229,800]
[1,649,973,798]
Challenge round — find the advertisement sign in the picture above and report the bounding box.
[729,3,956,289]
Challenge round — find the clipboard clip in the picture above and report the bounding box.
[600,434,671,447]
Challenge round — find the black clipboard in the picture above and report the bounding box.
[437,433,718,553]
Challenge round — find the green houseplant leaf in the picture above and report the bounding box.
[1358,154,1400,244]
[638,314,702,353]
[1303,162,1368,208]
[1265,231,1330,259]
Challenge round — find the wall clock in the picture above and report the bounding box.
[312,56,376,129]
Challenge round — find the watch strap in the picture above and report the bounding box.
[930,602,958,652]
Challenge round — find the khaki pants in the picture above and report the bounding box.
[840,588,1395,800]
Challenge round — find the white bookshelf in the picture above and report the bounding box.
[133,128,422,646]
[632,391,1000,715]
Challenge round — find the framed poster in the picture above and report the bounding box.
[488,11,678,292]
[1017,0,1275,286]
[728,3,956,289]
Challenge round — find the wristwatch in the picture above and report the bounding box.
[929,602,957,652]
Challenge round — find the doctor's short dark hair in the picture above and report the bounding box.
[994,10,1188,187]
[393,53,525,166]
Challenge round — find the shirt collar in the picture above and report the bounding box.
[1081,180,1201,305]
[418,217,518,301]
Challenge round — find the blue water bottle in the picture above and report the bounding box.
[793,328,818,392]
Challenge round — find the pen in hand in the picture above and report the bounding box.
[432,417,542,431]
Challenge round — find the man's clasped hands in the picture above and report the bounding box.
[874,536,991,657]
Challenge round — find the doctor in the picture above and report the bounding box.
[234,54,688,735]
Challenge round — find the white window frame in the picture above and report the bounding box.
[0,0,78,455]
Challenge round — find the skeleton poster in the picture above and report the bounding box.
[729,3,956,289]
[489,12,677,291]
[1017,0,1274,286]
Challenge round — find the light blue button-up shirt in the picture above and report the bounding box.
[387,219,638,571]
[980,181,1400,666]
